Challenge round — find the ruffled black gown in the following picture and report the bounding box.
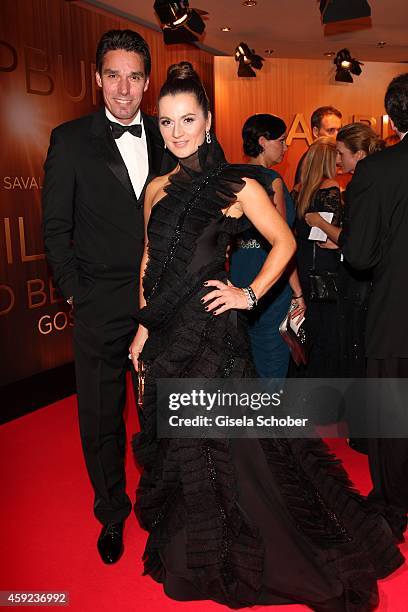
[132,139,403,611]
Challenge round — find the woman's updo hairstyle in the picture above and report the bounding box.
[159,61,210,117]
[242,114,287,157]
[337,122,384,156]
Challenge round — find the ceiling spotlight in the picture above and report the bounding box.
[154,0,207,44]
[334,48,363,82]
[320,0,371,24]
[324,51,335,58]
[235,42,264,77]
[377,41,387,48]
[264,49,274,55]
[243,0,257,6]
[220,26,231,32]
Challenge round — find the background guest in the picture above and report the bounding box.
[230,114,305,378]
[291,137,342,377]
[294,105,342,184]
[339,74,408,542]
[305,124,384,454]
[305,123,384,379]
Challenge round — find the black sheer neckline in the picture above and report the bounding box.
[177,134,227,176]
[179,149,201,173]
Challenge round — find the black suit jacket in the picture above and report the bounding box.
[340,135,408,358]
[42,108,175,325]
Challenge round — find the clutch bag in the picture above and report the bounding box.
[309,242,338,303]
[137,360,145,409]
[279,306,309,366]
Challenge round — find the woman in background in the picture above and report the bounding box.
[292,137,342,377]
[230,114,305,378]
[305,123,384,379]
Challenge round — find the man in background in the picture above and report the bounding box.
[340,73,408,541]
[294,105,342,184]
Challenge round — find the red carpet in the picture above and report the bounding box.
[1,377,407,611]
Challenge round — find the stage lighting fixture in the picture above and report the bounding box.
[320,0,371,24]
[334,48,363,83]
[235,42,264,78]
[154,0,207,44]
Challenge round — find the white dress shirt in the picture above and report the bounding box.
[105,108,148,200]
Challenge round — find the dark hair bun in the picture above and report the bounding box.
[167,61,199,82]
[159,61,210,117]
[242,114,286,157]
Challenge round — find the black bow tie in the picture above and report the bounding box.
[109,121,142,139]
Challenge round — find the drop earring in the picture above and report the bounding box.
[206,130,211,144]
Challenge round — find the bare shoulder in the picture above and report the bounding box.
[145,172,173,209]
[320,178,340,189]
[271,176,283,185]
[146,173,169,196]
[271,176,283,191]
[240,176,265,194]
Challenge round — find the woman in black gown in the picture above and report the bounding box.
[304,124,384,455]
[305,124,384,379]
[129,63,403,611]
[291,137,343,377]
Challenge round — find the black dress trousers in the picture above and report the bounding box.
[366,357,408,538]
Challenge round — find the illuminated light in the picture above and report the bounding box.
[153,0,207,44]
[334,48,363,83]
[173,14,189,26]
[235,41,264,77]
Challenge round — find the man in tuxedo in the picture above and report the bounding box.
[340,73,408,540]
[294,105,342,184]
[42,30,174,563]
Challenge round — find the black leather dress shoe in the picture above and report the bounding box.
[97,521,124,564]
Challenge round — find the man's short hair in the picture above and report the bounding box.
[311,106,342,131]
[385,73,408,134]
[96,29,151,76]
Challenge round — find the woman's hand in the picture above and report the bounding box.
[317,238,339,250]
[290,296,307,323]
[305,212,323,229]
[128,325,148,371]
[202,280,250,314]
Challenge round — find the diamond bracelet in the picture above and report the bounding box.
[242,286,258,310]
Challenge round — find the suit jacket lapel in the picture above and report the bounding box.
[91,109,135,200]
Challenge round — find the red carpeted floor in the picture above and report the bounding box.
[1,377,407,611]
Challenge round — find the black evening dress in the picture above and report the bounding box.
[132,140,403,611]
[292,187,343,378]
